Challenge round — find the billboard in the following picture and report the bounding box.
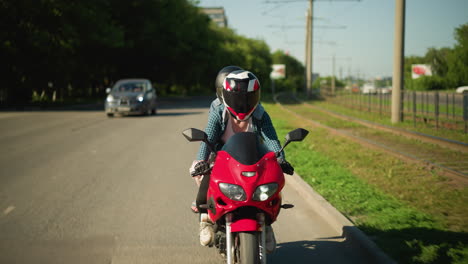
[411,64,432,79]
[270,64,286,79]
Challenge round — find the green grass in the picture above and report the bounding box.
[332,92,466,117]
[307,98,468,143]
[283,104,465,165]
[262,101,468,264]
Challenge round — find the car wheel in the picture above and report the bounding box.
[107,113,114,118]
[151,108,157,115]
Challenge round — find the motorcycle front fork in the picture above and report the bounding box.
[258,213,267,264]
[225,213,267,264]
[226,213,233,264]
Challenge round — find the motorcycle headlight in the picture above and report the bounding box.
[106,94,114,103]
[219,183,246,201]
[253,183,278,201]
[137,94,144,102]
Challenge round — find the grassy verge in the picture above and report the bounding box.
[262,100,468,264]
[331,92,466,117]
[283,103,466,167]
[305,97,467,144]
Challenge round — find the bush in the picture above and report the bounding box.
[408,76,447,91]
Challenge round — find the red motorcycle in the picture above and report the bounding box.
[183,128,309,264]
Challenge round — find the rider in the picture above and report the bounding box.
[189,66,294,251]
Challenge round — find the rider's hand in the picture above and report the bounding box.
[279,159,294,175]
[191,160,211,177]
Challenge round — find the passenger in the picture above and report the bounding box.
[189,66,294,250]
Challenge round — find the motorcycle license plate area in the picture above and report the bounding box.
[118,106,131,112]
[231,218,259,232]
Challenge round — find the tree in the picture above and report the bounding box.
[0,0,124,104]
[271,50,305,93]
[445,23,468,88]
[425,47,451,76]
[0,0,278,104]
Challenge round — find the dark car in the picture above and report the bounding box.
[105,79,157,117]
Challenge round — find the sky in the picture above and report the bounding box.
[196,0,468,80]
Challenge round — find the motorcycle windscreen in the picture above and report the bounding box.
[221,132,270,165]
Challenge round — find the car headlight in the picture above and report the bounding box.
[137,94,144,102]
[219,183,246,201]
[106,94,114,103]
[253,183,278,201]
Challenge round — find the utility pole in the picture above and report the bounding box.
[392,0,405,123]
[331,54,336,96]
[316,56,349,96]
[264,0,358,97]
[305,0,313,97]
[305,8,310,95]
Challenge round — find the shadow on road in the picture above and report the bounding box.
[268,240,356,264]
[110,111,204,118]
[155,112,204,117]
[0,96,215,112]
[358,226,468,264]
[158,96,215,110]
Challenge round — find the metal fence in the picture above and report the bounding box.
[323,89,468,133]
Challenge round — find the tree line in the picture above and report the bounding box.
[1,0,304,106]
[7,0,461,107]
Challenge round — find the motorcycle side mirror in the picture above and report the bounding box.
[182,128,207,142]
[285,128,309,142]
[276,128,309,157]
[182,128,216,153]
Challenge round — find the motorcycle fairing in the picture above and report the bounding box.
[207,150,285,223]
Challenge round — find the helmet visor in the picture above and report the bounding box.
[223,89,260,120]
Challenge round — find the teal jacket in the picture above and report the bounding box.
[197,98,285,161]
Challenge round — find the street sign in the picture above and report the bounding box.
[270,64,286,79]
[411,64,432,79]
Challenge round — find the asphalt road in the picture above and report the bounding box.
[0,97,367,263]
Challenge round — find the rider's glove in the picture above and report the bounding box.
[191,160,211,177]
[279,159,294,175]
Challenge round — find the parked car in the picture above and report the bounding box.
[361,83,377,94]
[351,84,360,93]
[455,86,468,94]
[105,79,157,117]
[378,86,392,94]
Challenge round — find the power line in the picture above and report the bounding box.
[264,0,360,3]
[265,0,360,97]
[267,25,346,29]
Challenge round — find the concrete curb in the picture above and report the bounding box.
[287,172,397,264]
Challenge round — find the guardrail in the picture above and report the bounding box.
[322,89,468,133]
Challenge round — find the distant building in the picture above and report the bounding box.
[201,7,228,27]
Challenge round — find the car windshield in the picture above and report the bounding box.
[221,132,270,165]
[112,81,149,93]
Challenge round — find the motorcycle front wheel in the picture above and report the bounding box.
[237,232,259,264]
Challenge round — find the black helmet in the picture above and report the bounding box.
[222,70,261,121]
[215,66,243,101]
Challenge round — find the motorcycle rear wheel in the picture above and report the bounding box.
[238,232,259,264]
